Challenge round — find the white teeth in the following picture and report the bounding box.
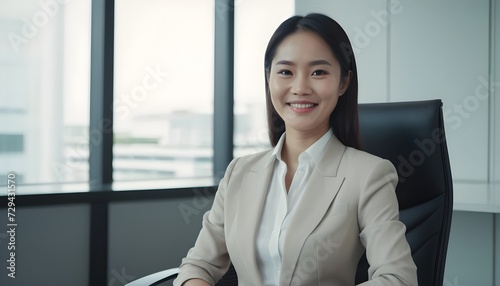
[290,103,315,109]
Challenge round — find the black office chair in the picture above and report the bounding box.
[355,99,453,285]
[126,99,453,286]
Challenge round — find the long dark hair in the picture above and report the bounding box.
[264,13,360,149]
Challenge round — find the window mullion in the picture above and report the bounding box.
[89,0,114,189]
[213,0,235,180]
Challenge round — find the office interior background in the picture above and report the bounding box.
[0,0,499,285]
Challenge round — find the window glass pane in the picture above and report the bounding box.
[114,0,214,181]
[0,0,91,185]
[234,0,294,157]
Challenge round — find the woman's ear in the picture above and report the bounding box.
[339,70,352,96]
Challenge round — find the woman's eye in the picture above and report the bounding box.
[312,70,328,76]
[278,69,292,76]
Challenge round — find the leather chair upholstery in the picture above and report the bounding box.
[355,99,453,285]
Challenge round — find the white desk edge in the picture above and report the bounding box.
[452,182,500,213]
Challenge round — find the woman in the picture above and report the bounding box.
[174,13,417,286]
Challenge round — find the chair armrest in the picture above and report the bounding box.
[125,267,179,286]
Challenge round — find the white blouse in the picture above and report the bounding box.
[255,129,333,285]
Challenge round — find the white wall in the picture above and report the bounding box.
[296,0,498,184]
[390,0,490,182]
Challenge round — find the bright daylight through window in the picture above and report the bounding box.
[0,0,91,185]
[113,0,215,182]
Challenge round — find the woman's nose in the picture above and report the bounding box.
[291,75,312,96]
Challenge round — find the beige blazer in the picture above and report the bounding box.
[174,135,418,286]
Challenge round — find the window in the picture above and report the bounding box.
[0,0,91,185]
[234,0,294,157]
[0,0,294,191]
[113,0,215,181]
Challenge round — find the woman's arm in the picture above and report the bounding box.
[173,158,240,286]
[357,159,418,286]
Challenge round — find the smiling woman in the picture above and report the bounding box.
[264,15,360,150]
[174,13,417,286]
[267,31,350,141]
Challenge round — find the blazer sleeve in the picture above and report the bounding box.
[173,158,239,286]
[356,159,418,286]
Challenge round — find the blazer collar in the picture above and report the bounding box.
[236,135,347,285]
[264,129,334,168]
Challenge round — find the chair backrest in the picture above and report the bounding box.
[355,99,453,286]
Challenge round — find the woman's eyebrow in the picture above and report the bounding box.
[309,59,332,66]
[275,59,332,66]
[275,60,295,66]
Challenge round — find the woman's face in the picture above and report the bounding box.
[268,31,349,136]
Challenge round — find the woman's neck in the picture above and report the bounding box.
[281,127,329,167]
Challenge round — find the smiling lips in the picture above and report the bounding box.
[287,102,318,113]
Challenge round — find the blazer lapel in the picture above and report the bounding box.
[280,136,347,285]
[236,152,274,284]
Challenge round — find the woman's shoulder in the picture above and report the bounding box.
[232,148,273,169]
[338,147,398,191]
[341,146,396,174]
[344,146,385,162]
